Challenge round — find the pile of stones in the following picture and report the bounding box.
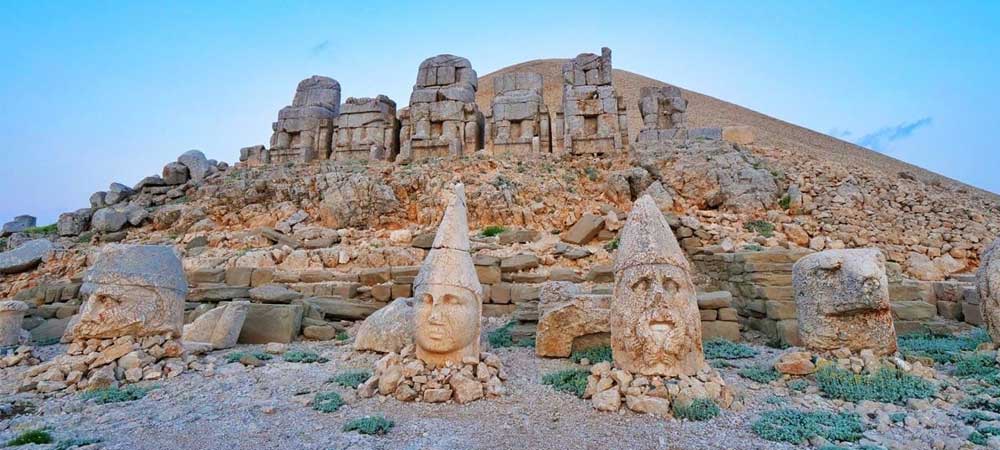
[585,361,734,416]
[358,345,506,404]
[0,346,37,369]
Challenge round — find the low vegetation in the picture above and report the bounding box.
[23,223,57,235]
[331,370,371,389]
[542,369,590,398]
[815,365,935,404]
[53,437,102,450]
[480,225,507,237]
[283,351,328,363]
[335,331,349,341]
[738,365,780,384]
[224,351,273,363]
[744,220,775,238]
[787,379,810,392]
[343,416,394,435]
[672,398,720,421]
[79,385,150,404]
[703,339,758,360]
[5,428,53,446]
[312,391,344,413]
[570,345,612,364]
[752,409,865,444]
[953,352,999,380]
[897,329,990,363]
[487,321,534,349]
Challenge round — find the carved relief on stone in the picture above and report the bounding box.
[610,195,706,376]
[485,72,551,154]
[398,55,483,162]
[269,75,341,164]
[793,248,897,355]
[412,183,483,367]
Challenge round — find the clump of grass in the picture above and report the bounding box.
[604,237,619,251]
[335,331,349,341]
[542,369,590,398]
[23,224,57,235]
[778,194,791,210]
[54,437,102,450]
[751,409,866,444]
[332,370,372,389]
[487,321,535,349]
[312,391,344,413]
[954,352,999,378]
[283,351,328,363]
[673,398,720,421]
[343,416,394,435]
[739,365,780,384]
[584,167,599,181]
[6,428,53,446]
[765,395,787,405]
[480,225,507,237]
[80,385,150,404]
[897,329,990,363]
[704,338,758,360]
[744,220,775,238]
[744,243,764,252]
[815,365,936,404]
[962,397,1000,414]
[570,345,612,364]
[788,379,810,392]
[889,412,907,423]
[224,351,273,363]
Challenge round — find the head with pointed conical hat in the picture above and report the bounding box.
[413,183,483,367]
[610,195,706,376]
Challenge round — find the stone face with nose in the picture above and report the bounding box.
[794,248,897,355]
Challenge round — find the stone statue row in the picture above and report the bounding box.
[243,48,689,166]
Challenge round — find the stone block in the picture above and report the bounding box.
[964,302,984,326]
[225,267,253,287]
[936,301,963,321]
[765,301,797,320]
[236,303,303,344]
[696,291,732,309]
[701,321,741,342]
[890,301,937,321]
[562,213,604,245]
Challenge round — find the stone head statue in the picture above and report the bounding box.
[793,248,896,355]
[611,195,706,376]
[980,239,1000,342]
[65,244,186,341]
[413,183,483,367]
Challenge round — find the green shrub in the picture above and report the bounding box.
[54,437,102,450]
[332,370,371,389]
[752,409,865,444]
[542,369,590,398]
[889,412,907,423]
[584,167,599,181]
[673,398,719,421]
[335,331,349,341]
[343,416,394,435]
[32,336,60,346]
[80,385,150,404]
[744,243,764,252]
[744,220,775,238]
[739,365,780,384]
[969,431,988,446]
[788,379,810,392]
[765,395,787,405]
[283,351,328,363]
[312,391,344,413]
[815,365,936,404]
[897,329,990,363]
[23,224,57,235]
[704,339,758,360]
[954,352,999,378]
[6,428,53,446]
[480,225,507,237]
[224,351,273,363]
[604,237,619,251]
[962,397,1000,414]
[778,195,791,210]
[570,345,612,364]
[486,321,534,349]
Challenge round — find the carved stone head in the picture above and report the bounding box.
[413,183,482,367]
[611,195,706,376]
[793,248,896,355]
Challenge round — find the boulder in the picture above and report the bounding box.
[303,325,338,340]
[64,244,187,340]
[0,239,53,274]
[562,213,604,245]
[162,162,190,185]
[104,182,134,205]
[1,215,36,236]
[354,298,415,353]
[536,282,610,357]
[89,192,107,209]
[236,303,303,344]
[181,301,249,349]
[178,150,212,183]
[57,209,92,236]
[91,208,128,233]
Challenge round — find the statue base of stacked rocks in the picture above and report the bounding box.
[358,344,506,404]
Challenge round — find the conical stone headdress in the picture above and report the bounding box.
[613,195,690,274]
[413,183,482,297]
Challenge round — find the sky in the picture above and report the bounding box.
[1,1,998,225]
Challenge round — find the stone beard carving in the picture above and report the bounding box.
[66,244,187,340]
[611,195,706,376]
[981,239,1000,342]
[413,183,483,367]
[794,248,897,355]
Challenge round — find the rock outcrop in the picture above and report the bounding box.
[0,239,53,274]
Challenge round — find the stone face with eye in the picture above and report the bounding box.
[414,283,481,365]
[794,248,896,355]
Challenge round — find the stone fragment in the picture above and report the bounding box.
[625,394,672,417]
[249,284,303,303]
[774,351,815,375]
[562,213,604,245]
[449,372,484,404]
[303,325,338,340]
[91,208,128,233]
[57,209,92,236]
[0,300,29,346]
[592,387,622,411]
[236,303,303,344]
[354,298,415,354]
[611,195,706,377]
[0,239,53,274]
[162,162,190,185]
[793,248,897,355]
[181,301,249,349]
[536,282,610,357]
[64,244,187,340]
[178,150,213,183]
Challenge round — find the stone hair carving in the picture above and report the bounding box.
[793,248,897,355]
[611,195,706,376]
[412,183,483,367]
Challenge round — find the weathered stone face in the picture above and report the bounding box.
[269,75,341,164]
[611,195,706,376]
[555,47,628,155]
[486,72,550,154]
[398,55,483,162]
[793,248,896,355]
[412,183,482,367]
[978,239,1000,342]
[65,245,187,340]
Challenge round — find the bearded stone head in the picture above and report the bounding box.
[610,195,706,377]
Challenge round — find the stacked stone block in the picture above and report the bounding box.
[269,76,341,164]
[398,55,483,161]
[334,96,400,161]
[485,72,551,154]
[635,85,688,144]
[555,48,628,155]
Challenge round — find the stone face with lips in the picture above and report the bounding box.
[413,183,483,367]
[611,195,707,376]
[793,248,896,355]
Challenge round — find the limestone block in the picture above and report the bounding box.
[354,298,415,354]
[536,282,611,357]
[236,303,303,344]
[0,300,29,346]
[181,301,249,350]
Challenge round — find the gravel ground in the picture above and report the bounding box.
[0,322,977,450]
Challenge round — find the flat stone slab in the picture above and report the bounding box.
[0,239,53,274]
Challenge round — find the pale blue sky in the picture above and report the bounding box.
[2,1,998,224]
